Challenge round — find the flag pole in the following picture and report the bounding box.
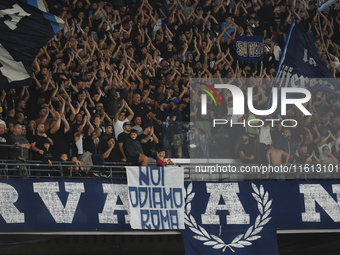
[317,12,332,63]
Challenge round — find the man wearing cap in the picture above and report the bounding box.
[167,98,183,158]
[118,122,132,162]
[112,27,121,40]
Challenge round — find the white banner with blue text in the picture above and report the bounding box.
[126,166,185,230]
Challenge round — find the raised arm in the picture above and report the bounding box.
[60,112,70,133]
[114,101,125,123]
[50,111,61,134]
[125,103,134,122]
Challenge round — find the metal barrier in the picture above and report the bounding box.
[0,160,130,180]
[1,158,340,181]
[0,143,25,158]
[1,140,339,181]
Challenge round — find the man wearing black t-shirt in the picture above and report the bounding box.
[130,94,148,124]
[167,98,183,158]
[31,123,54,160]
[101,137,121,163]
[124,129,148,166]
[155,101,169,123]
[294,144,320,164]
[98,124,115,154]
[162,41,175,60]
[47,112,70,159]
[139,123,159,158]
[118,122,132,162]
[239,133,256,163]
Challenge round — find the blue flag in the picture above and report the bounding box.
[235,36,263,62]
[275,20,337,94]
[0,0,64,88]
[221,23,235,42]
[317,0,337,12]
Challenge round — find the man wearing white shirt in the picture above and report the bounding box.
[317,130,336,157]
[273,40,282,68]
[113,100,134,139]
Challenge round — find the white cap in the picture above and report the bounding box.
[0,120,7,129]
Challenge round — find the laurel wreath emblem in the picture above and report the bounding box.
[184,182,272,252]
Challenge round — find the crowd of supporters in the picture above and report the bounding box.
[0,0,339,170]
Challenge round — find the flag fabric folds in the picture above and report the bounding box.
[22,0,64,33]
[0,0,64,88]
[317,0,338,12]
[274,20,339,95]
[235,36,263,62]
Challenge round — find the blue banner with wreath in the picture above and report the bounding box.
[181,181,340,255]
[1,177,340,255]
